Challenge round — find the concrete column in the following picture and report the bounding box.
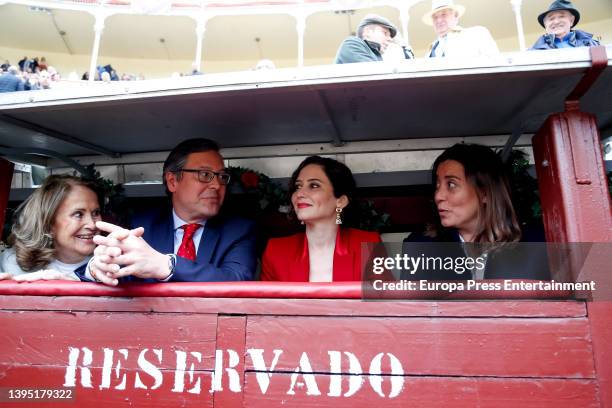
[510,0,526,51]
[194,17,207,72]
[296,15,306,68]
[399,6,410,47]
[88,12,107,82]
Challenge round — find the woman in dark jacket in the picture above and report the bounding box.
[404,144,549,281]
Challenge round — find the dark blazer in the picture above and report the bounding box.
[403,228,550,280]
[261,228,381,282]
[529,29,600,50]
[77,207,257,283]
[132,208,257,282]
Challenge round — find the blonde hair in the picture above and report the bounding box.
[8,175,99,271]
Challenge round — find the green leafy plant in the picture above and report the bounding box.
[226,166,289,214]
[80,164,129,225]
[505,150,541,225]
[357,200,391,231]
[226,166,391,230]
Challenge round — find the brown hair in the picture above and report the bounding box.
[8,175,99,271]
[429,144,521,243]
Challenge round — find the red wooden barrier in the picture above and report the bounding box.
[0,291,599,407]
[533,109,612,407]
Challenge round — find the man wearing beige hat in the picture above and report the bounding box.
[424,0,499,58]
[335,14,414,64]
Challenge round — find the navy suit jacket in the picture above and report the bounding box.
[77,207,257,283]
[132,208,257,282]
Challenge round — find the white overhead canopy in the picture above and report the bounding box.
[0,47,610,161]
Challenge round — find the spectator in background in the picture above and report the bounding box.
[38,57,48,71]
[530,0,600,50]
[383,32,415,62]
[254,59,276,70]
[18,56,27,72]
[1,60,9,72]
[423,0,499,58]
[190,62,203,75]
[0,66,24,93]
[335,14,413,64]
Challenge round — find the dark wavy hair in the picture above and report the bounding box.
[288,156,357,225]
[429,144,521,243]
[8,175,100,271]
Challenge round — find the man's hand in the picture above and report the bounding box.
[93,221,171,281]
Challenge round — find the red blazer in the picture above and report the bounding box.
[261,228,382,282]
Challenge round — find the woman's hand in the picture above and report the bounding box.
[12,269,80,282]
[0,272,12,281]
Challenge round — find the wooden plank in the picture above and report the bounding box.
[0,295,587,318]
[245,316,595,378]
[0,311,217,369]
[242,373,598,408]
[587,301,612,407]
[213,316,247,407]
[0,280,573,299]
[0,365,214,408]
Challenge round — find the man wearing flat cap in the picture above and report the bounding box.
[335,14,413,64]
[424,0,499,58]
[530,0,600,50]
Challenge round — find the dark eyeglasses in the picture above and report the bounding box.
[180,169,231,185]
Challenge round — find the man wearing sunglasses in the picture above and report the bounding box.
[82,138,257,284]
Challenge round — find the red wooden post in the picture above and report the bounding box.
[532,110,612,406]
[0,157,14,234]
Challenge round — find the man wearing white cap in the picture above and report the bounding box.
[424,0,499,58]
[335,14,413,64]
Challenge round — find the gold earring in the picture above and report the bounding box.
[335,207,343,225]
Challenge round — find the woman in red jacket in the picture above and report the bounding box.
[261,156,381,282]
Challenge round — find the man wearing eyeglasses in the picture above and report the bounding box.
[82,138,257,284]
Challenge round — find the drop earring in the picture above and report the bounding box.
[335,207,343,225]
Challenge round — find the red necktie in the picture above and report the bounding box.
[177,224,201,261]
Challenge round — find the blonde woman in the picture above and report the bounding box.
[0,175,101,281]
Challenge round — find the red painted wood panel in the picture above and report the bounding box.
[0,295,587,318]
[0,280,573,300]
[213,316,247,407]
[587,301,612,408]
[0,311,217,369]
[533,111,612,243]
[0,365,214,408]
[245,316,594,378]
[242,373,598,408]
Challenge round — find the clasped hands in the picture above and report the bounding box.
[90,221,172,286]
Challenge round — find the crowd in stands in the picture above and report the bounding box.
[0,56,61,92]
[0,0,603,94]
[0,58,145,93]
[81,64,145,82]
